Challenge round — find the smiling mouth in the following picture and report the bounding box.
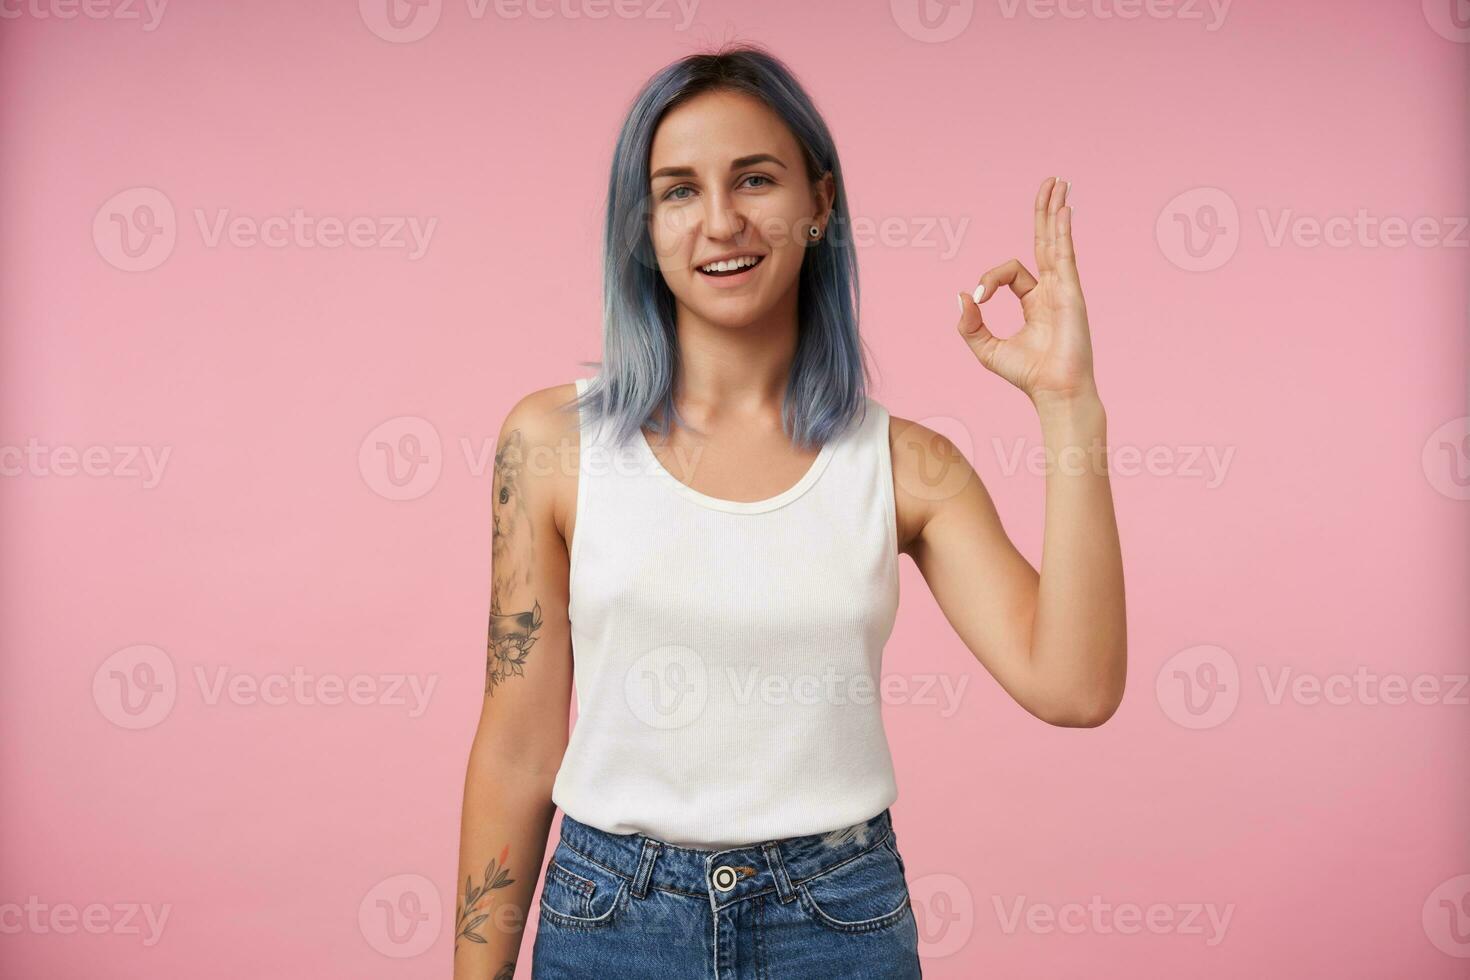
[697,255,765,278]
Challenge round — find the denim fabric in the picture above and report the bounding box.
[531,808,922,979]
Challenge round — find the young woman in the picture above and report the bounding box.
[455,43,1126,980]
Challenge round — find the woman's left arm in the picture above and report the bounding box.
[901,176,1125,727]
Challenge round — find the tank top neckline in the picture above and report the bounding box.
[634,419,839,515]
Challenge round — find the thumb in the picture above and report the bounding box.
[956,288,1000,371]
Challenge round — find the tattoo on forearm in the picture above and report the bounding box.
[455,845,517,953]
[487,428,543,696]
[494,963,516,980]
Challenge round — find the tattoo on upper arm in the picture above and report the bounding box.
[455,845,517,953]
[487,428,544,696]
[494,963,516,980]
[488,598,543,695]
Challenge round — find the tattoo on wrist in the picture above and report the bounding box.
[455,845,517,953]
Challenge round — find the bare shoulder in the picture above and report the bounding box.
[497,381,584,538]
[885,411,985,555]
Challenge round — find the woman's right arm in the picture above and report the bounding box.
[453,387,577,979]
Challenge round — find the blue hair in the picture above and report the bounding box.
[567,42,872,453]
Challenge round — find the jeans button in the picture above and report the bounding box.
[711,865,738,892]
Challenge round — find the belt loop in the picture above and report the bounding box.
[631,838,660,899]
[762,842,797,903]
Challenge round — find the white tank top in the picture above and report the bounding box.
[550,375,901,848]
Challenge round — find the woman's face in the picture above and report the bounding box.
[645,89,833,328]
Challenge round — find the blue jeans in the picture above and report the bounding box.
[531,807,922,979]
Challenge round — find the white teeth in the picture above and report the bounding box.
[700,255,761,273]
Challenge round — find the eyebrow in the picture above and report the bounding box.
[648,153,789,183]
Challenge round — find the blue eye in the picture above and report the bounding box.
[660,174,773,202]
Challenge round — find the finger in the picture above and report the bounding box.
[1055,194,1078,283]
[956,290,1002,372]
[1034,177,1057,273]
[1038,176,1071,273]
[971,258,1040,307]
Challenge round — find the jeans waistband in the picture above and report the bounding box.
[556,809,896,909]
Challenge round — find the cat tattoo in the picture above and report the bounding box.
[487,428,543,696]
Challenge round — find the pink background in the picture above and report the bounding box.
[3,0,1468,976]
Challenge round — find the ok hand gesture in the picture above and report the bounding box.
[956,177,1097,407]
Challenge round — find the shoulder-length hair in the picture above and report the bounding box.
[567,42,872,452]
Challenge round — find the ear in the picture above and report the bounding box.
[815,170,836,224]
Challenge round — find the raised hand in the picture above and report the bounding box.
[955,177,1097,407]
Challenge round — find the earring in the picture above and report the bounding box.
[807,223,822,241]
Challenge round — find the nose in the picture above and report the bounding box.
[702,187,745,241]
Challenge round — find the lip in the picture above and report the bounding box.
[695,253,765,289]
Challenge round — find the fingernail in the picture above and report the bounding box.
[972,283,986,303]
[957,292,965,314]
